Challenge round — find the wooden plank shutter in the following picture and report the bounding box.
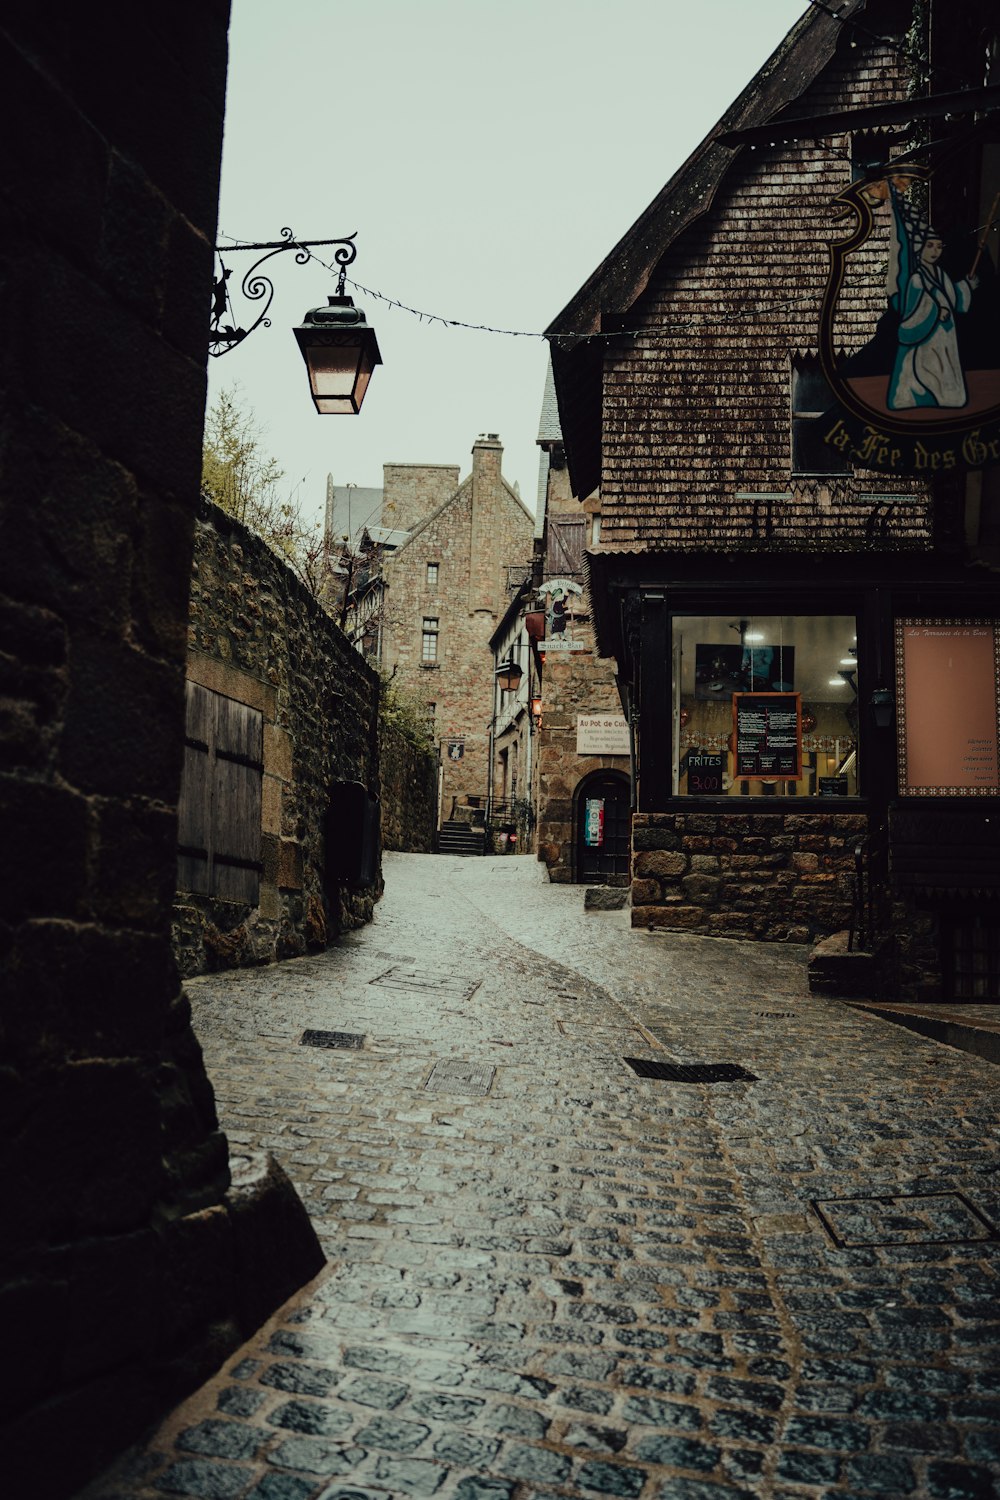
[546,517,586,579]
[177,682,263,903]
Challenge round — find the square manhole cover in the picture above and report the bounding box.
[424,1059,496,1095]
[624,1057,758,1083]
[301,1030,369,1050]
[370,967,482,1002]
[812,1192,998,1248]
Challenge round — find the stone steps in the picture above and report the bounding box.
[437,820,485,856]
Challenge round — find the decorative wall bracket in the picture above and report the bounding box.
[209,228,357,357]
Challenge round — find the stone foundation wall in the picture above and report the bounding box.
[631,810,867,942]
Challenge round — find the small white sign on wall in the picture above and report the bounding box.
[576,714,630,756]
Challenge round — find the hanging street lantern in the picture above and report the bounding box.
[293,294,382,415]
[495,657,523,692]
[209,230,382,415]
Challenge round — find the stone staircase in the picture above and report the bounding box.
[437,819,486,856]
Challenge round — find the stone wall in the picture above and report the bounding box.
[380,719,439,853]
[630,810,865,942]
[536,649,628,881]
[175,501,386,976]
[0,10,321,1497]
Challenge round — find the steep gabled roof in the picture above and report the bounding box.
[545,0,868,499]
[388,470,534,560]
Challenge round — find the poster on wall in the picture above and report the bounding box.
[818,164,1000,474]
[695,644,794,700]
[584,797,605,847]
[733,693,802,779]
[896,620,1000,795]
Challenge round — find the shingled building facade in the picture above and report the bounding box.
[548,0,1000,1000]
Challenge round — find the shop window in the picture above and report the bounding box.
[673,613,860,799]
[421,617,439,662]
[791,357,850,476]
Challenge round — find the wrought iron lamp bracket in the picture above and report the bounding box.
[209,228,357,357]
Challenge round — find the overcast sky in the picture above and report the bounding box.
[211,0,809,526]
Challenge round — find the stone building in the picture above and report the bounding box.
[533,366,632,883]
[548,0,1000,999]
[0,8,329,1495]
[361,436,535,828]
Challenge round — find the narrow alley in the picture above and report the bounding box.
[82,854,1000,1500]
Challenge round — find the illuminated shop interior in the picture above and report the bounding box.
[673,614,860,797]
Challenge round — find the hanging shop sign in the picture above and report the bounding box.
[896,619,1000,796]
[584,797,605,847]
[818,165,1000,475]
[446,741,464,761]
[538,578,586,650]
[733,693,802,779]
[577,714,630,755]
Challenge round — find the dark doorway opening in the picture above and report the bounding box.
[575,771,631,884]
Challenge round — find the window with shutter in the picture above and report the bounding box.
[177,682,264,903]
[545,516,586,579]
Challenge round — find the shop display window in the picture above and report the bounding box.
[673,614,860,798]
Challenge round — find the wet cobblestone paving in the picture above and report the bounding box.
[81,854,1000,1500]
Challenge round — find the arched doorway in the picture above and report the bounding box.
[575,770,631,884]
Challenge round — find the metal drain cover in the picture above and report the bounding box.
[812,1191,998,1248]
[424,1059,496,1095]
[624,1057,758,1083]
[301,1030,368,1049]
[370,967,482,1001]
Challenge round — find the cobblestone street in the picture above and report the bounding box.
[83,853,1000,1500]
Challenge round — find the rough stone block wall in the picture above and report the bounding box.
[0,11,324,1498]
[381,462,460,532]
[600,37,931,552]
[381,438,534,822]
[380,719,438,853]
[537,649,628,882]
[174,501,389,977]
[630,810,866,943]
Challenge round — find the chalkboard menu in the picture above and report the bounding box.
[733,693,801,779]
[687,752,724,795]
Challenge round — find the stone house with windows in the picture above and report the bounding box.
[547,0,1000,1000]
[353,435,535,830]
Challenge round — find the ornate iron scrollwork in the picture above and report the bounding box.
[209,228,358,357]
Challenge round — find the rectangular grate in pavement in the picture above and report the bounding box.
[756,1011,796,1018]
[370,967,482,1001]
[624,1057,758,1083]
[812,1191,999,1248]
[424,1058,496,1095]
[300,1030,369,1049]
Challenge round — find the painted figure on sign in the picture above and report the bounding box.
[887,187,977,410]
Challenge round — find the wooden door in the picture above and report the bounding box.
[177,682,264,903]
